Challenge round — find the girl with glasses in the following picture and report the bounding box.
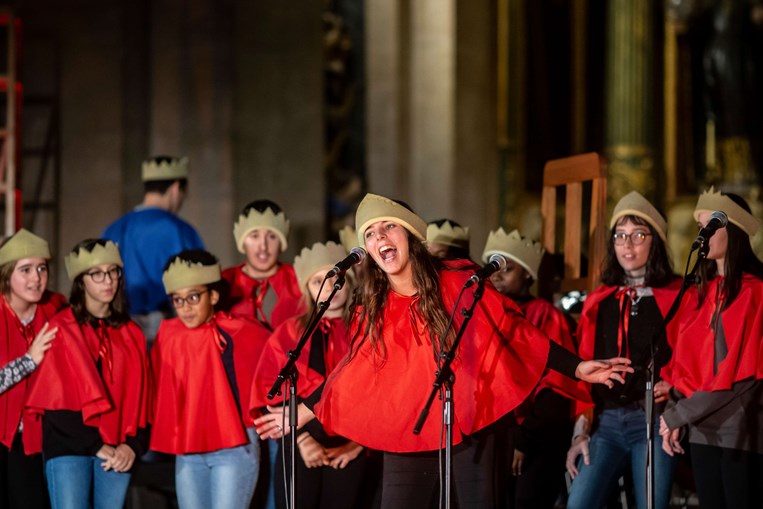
[150,250,270,509]
[0,229,63,509]
[25,239,150,509]
[251,242,366,509]
[565,191,679,509]
[660,189,763,508]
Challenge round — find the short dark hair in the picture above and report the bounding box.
[241,199,283,216]
[144,178,188,195]
[163,249,228,303]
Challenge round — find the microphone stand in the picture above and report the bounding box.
[413,277,487,509]
[267,274,347,509]
[631,241,708,509]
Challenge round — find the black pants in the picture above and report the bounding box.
[0,433,49,509]
[503,421,571,509]
[381,430,497,509]
[690,443,763,509]
[274,438,367,509]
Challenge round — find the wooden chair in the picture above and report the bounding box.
[541,152,607,295]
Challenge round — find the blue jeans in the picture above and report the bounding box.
[175,428,260,509]
[45,455,132,509]
[566,406,677,509]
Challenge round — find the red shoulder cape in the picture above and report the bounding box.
[0,292,66,454]
[25,308,150,447]
[221,263,306,330]
[514,297,591,421]
[150,313,270,454]
[662,275,763,397]
[573,280,681,414]
[314,267,550,453]
[250,316,350,411]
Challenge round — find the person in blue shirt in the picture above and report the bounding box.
[102,156,204,345]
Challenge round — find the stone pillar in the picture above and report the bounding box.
[233,2,324,260]
[365,0,409,198]
[605,0,656,203]
[365,0,498,259]
[58,1,125,289]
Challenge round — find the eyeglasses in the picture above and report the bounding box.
[85,267,122,283]
[612,232,652,246]
[170,290,208,308]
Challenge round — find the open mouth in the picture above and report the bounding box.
[379,245,397,261]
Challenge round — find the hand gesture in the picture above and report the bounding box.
[101,443,136,472]
[27,323,58,365]
[326,441,363,470]
[659,415,684,457]
[297,434,329,468]
[565,435,590,478]
[254,404,315,440]
[511,448,525,476]
[575,357,633,388]
[95,444,116,463]
[654,380,671,403]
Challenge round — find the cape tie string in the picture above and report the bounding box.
[407,299,427,347]
[615,287,638,358]
[710,284,727,374]
[250,279,271,327]
[4,299,35,347]
[94,320,114,382]
[210,318,228,352]
[319,318,337,374]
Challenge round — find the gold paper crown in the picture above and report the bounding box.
[338,225,359,252]
[694,186,760,236]
[162,257,222,294]
[233,207,290,253]
[293,241,349,295]
[610,191,667,241]
[64,241,123,282]
[0,229,51,267]
[482,228,544,280]
[426,221,470,249]
[355,193,427,246]
[141,156,189,182]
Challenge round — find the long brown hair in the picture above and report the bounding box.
[349,229,452,364]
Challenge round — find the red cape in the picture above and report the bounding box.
[25,308,150,447]
[662,275,763,397]
[250,316,350,410]
[150,313,270,454]
[0,292,66,454]
[514,297,591,421]
[573,280,681,415]
[314,267,550,453]
[222,263,305,330]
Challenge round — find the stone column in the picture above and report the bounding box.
[605,0,656,203]
[233,1,324,260]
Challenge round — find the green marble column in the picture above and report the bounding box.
[605,0,656,204]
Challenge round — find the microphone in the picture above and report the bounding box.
[691,211,728,250]
[465,254,508,288]
[325,247,366,278]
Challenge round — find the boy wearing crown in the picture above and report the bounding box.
[222,200,304,331]
[102,156,204,344]
[151,250,270,509]
[482,228,590,509]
